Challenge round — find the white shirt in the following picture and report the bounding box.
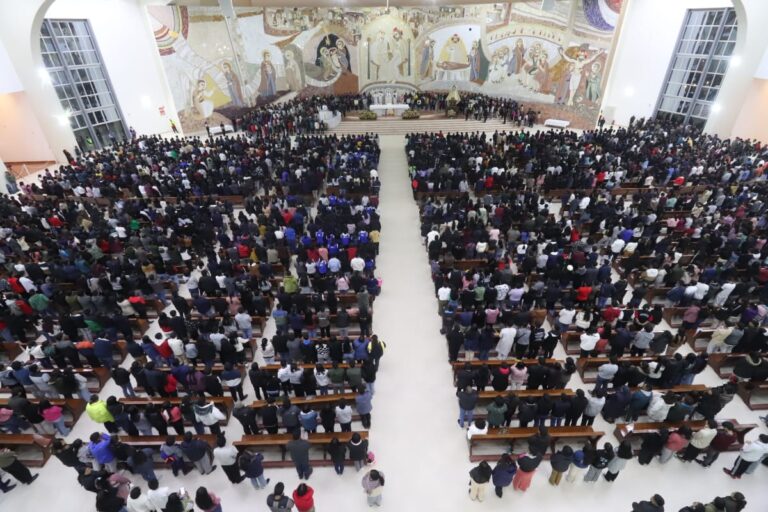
[611,239,626,254]
[147,487,171,511]
[467,422,488,439]
[351,257,365,272]
[127,494,154,512]
[580,333,600,351]
[213,445,239,465]
[167,337,184,356]
[694,282,709,300]
[437,286,452,301]
[558,308,576,324]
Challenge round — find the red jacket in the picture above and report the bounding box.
[292,487,314,512]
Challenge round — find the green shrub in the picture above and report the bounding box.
[402,109,421,120]
[359,110,377,120]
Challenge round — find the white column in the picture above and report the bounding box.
[0,0,77,162]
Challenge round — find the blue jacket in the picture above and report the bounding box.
[491,462,516,487]
[94,338,113,359]
[89,434,114,463]
[353,339,369,360]
[243,452,264,477]
[355,389,373,415]
[299,410,318,431]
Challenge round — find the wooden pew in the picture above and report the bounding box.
[0,434,53,467]
[468,426,604,462]
[119,434,218,468]
[119,396,234,424]
[451,359,559,384]
[0,342,23,362]
[662,307,715,329]
[251,393,358,411]
[576,356,656,383]
[685,329,713,353]
[707,352,756,379]
[0,398,86,427]
[614,419,756,451]
[234,431,369,468]
[134,364,245,394]
[736,381,768,410]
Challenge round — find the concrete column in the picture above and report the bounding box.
[0,0,77,163]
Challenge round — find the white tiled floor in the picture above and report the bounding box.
[1,133,767,512]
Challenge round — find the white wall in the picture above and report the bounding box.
[0,91,56,162]
[601,0,732,127]
[0,40,23,94]
[45,0,180,136]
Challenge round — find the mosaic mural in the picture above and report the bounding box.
[147,0,623,131]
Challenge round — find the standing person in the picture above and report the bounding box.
[456,386,478,428]
[723,433,768,478]
[335,399,353,432]
[468,460,492,502]
[549,445,573,486]
[286,430,312,480]
[361,469,385,507]
[88,432,117,472]
[239,450,269,490]
[130,448,159,483]
[512,452,541,492]
[212,435,244,484]
[0,448,38,485]
[221,363,248,402]
[348,432,369,472]
[679,419,717,461]
[181,432,216,475]
[127,486,153,512]
[39,399,70,436]
[292,484,315,512]
[194,398,226,435]
[604,440,633,481]
[267,482,295,511]
[581,390,605,425]
[660,426,691,464]
[195,487,222,512]
[491,453,516,498]
[631,494,665,512]
[86,395,118,433]
[355,385,373,429]
[327,437,347,475]
[566,443,594,483]
[697,421,737,467]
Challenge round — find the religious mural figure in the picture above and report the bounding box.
[191,79,215,119]
[506,38,525,76]
[258,50,277,98]
[436,33,469,80]
[558,45,605,106]
[283,48,304,91]
[222,61,244,107]
[468,39,489,85]
[418,39,436,81]
[369,30,392,81]
[585,61,603,103]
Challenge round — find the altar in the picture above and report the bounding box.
[317,106,341,128]
[370,103,410,117]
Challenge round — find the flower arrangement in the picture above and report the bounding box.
[359,110,378,120]
[402,109,421,120]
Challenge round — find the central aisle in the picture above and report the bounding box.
[370,135,467,508]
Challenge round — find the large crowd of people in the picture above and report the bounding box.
[405,117,768,503]
[0,122,389,510]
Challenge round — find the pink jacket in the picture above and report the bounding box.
[510,366,528,384]
[41,405,63,422]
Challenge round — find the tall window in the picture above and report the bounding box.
[40,19,128,150]
[655,8,737,128]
